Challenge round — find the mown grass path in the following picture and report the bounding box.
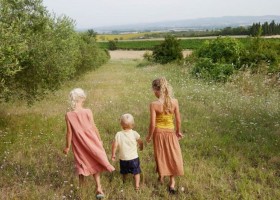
[0,59,279,199]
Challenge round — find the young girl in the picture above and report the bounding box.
[63,88,115,199]
[146,77,184,194]
[111,113,143,191]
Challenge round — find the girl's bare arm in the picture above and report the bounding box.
[64,115,72,154]
[147,103,156,142]
[174,99,183,138]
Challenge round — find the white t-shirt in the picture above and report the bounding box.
[115,129,140,161]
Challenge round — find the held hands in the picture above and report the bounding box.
[63,147,70,155]
[146,136,152,143]
[111,155,116,162]
[176,132,184,140]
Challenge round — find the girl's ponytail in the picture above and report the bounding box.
[159,77,173,114]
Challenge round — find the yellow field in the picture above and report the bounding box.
[97,32,149,41]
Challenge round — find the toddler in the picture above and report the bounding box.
[111,113,143,190]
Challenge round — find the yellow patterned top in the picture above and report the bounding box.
[156,113,174,129]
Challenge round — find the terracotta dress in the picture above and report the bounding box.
[153,113,184,176]
[66,109,115,176]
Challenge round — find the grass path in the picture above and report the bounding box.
[0,59,280,199]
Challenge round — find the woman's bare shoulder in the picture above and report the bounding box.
[171,98,179,104]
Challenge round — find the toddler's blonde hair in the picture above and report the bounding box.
[69,88,86,110]
[120,113,134,129]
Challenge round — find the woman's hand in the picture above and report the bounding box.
[146,136,152,143]
[63,147,70,155]
[176,132,184,140]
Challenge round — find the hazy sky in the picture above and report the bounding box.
[42,0,280,28]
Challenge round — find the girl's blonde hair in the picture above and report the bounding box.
[120,113,135,129]
[69,88,86,110]
[152,77,173,114]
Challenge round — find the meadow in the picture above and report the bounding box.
[0,56,279,199]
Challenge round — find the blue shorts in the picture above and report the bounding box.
[120,157,141,175]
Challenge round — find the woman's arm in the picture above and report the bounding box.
[174,99,184,139]
[63,115,72,155]
[146,103,156,143]
[88,109,102,141]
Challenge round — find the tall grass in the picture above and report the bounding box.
[0,59,279,199]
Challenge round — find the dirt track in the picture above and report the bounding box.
[109,50,192,60]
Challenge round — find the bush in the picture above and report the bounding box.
[240,37,280,73]
[196,37,244,69]
[143,51,153,61]
[192,58,235,82]
[152,35,183,64]
[108,39,118,50]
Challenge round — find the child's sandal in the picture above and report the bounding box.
[96,191,105,199]
[168,186,177,195]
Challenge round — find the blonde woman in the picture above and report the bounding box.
[146,77,184,194]
[63,88,115,199]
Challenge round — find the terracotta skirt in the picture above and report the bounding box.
[153,128,184,176]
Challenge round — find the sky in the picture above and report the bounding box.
[42,0,280,29]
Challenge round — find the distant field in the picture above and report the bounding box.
[97,37,280,50]
[96,32,149,41]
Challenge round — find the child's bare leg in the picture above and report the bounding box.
[122,174,128,183]
[93,173,103,194]
[158,175,164,184]
[169,176,175,188]
[79,175,85,187]
[134,174,140,189]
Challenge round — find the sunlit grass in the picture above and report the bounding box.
[0,58,279,199]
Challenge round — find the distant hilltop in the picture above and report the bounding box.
[90,15,280,33]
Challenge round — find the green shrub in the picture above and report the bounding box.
[143,51,153,62]
[108,40,118,50]
[192,58,235,82]
[240,37,280,73]
[152,35,183,64]
[196,37,244,69]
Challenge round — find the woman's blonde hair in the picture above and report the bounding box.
[120,113,135,129]
[69,88,86,110]
[152,77,173,114]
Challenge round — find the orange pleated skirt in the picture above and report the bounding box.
[153,128,184,176]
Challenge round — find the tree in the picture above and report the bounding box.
[0,0,109,103]
[152,35,183,64]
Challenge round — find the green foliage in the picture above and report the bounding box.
[192,58,235,82]
[108,40,118,50]
[192,37,243,82]
[0,0,109,103]
[240,37,280,73]
[152,35,183,64]
[78,32,109,75]
[192,36,280,82]
[196,37,244,69]
[143,51,153,62]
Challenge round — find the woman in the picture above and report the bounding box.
[146,77,184,194]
